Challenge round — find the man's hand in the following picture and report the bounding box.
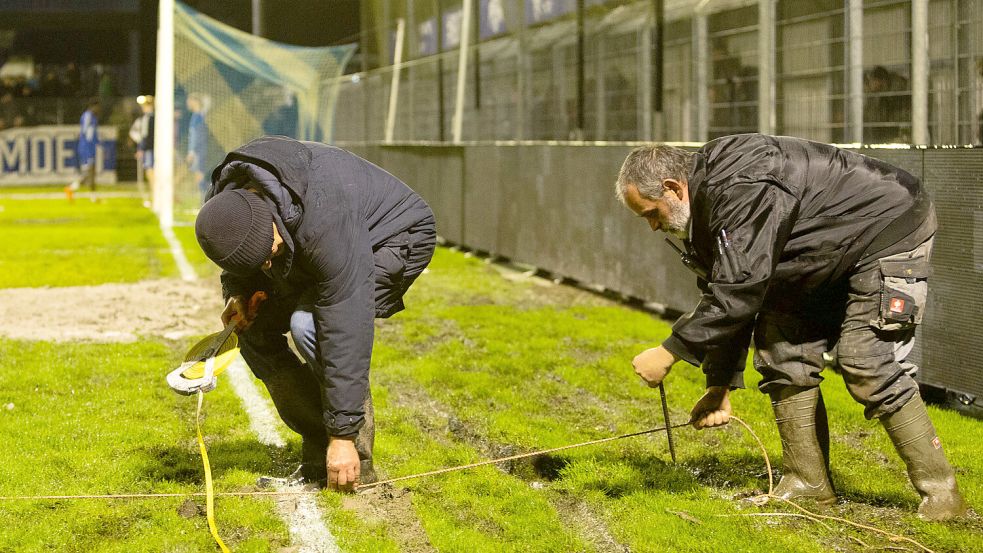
[220,292,267,330]
[632,346,679,387]
[327,437,360,492]
[690,386,732,429]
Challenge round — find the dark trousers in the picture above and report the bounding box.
[754,238,932,419]
[238,219,437,466]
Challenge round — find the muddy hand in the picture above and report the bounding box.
[327,437,360,492]
[689,386,732,429]
[246,291,268,320]
[221,295,247,329]
[632,346,678,387]
[221,292,267,331]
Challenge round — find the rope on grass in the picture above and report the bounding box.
[0,422,693,501]
[354,421,694,491]
[0,412,944,553]
[726,416,935,553]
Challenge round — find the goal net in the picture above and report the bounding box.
[157,0,355,226]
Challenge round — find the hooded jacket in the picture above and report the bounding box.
[208,136,434,436]
[661,134,935,388]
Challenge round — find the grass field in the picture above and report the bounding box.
[0,193,980,552]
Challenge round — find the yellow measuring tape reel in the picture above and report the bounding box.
[167,325,240,395]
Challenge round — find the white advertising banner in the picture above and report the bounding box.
[0,125,118,186]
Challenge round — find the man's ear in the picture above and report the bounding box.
[662,178,689,201]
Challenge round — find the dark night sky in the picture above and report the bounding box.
[185,0,361,47]
[1,1,361,91]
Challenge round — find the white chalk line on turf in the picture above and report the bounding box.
[226,357,342,553]
[161,225,197,282]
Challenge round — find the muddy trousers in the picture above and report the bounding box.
[754,240,937,418]
[753,238,966,517]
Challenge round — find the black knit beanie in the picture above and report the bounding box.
[195,189,274,276]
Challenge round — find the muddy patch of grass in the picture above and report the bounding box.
[343,485,436,553]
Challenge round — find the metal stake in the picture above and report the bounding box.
[659,382,676,463]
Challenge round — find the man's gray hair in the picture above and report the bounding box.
[615,144,695,204]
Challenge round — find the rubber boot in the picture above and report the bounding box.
[356,389,377,485]
[770,386,836,505]
[880,394,968,520]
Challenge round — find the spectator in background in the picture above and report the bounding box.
[65,98,100,202]
[863,66,911,144]
[710,39,743,135]
[186,93,211,203]
[66,62,82,97]
[0,93,15,124]
[136,95,155,207]
[39,70,63,97]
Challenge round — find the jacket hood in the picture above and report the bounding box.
[209,135,312,228]
[211,135,311,200]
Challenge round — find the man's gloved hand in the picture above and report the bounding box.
[221,291,267,330]
[632,346,679,387]
[690,386,732,429]
[327,436,360,492]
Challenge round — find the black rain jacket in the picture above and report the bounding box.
[661,134,935,388]
[208,136,434,436]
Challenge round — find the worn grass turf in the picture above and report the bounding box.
[2,192,980,551]
[341,249,983,553]
[0,195,176,287]
[0,338,290,551]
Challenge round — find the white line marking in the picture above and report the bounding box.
[226,358,285,448]
[0,191,144,200]
[161,225,197,282]
[225,357,341,552]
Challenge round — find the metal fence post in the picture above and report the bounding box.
[758,0,776,135]
[912,0,929,145]
[848,0,864,144]
[693,11,708,142]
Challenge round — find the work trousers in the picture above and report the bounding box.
[754,238,933,419]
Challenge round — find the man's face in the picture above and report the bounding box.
[260,222,285,277]
[623,182,691,239]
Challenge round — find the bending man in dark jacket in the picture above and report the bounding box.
[195,136,436,491]
[616,134,967,520]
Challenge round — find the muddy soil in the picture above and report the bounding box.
[0,278,221,342]
[343,485,436,553]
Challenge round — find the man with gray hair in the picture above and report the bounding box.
[616,133,967,520]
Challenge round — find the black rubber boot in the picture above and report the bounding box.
[356,389,377,485]
[880,394,968,520]
[770,386,836,505]
[257,355,329,487]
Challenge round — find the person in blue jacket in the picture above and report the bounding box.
[66,99,100,202]
[186,93,210,203]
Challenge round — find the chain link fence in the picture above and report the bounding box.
[337,0,983,145]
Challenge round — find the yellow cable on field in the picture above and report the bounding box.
[197,390,231,553]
